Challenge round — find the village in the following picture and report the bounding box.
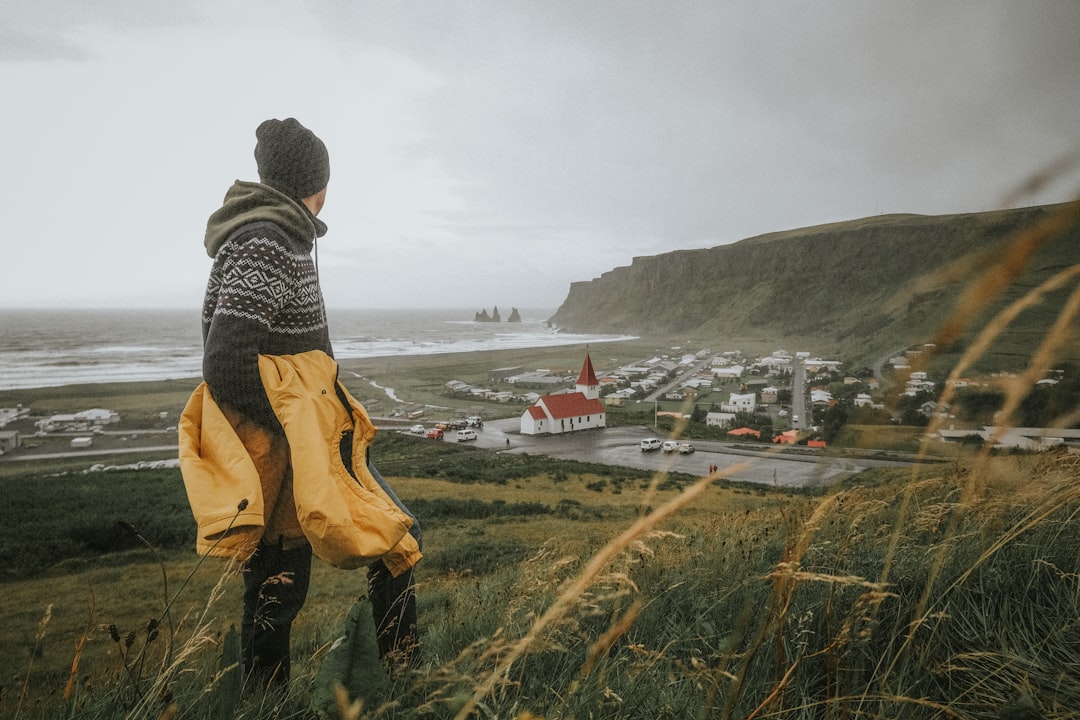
[2,343,1079,460]
[428,344,1080,452]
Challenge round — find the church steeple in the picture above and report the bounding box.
[576,350,600,400]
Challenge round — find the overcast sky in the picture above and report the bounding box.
[2,1,1078,311]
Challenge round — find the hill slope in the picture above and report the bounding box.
[549,203,1080,367]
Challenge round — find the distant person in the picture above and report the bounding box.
[184,118,422,687]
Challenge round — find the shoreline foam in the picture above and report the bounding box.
[0,307,637,392]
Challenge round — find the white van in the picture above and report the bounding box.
[456,429,478,442]
[640,438,661,452]
[661,440,680,453]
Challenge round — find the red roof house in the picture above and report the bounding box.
[727,427,761,438]
[520,352,607,435]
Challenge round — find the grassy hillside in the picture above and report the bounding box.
[5,443,1080,719]
[549,203,1080,368]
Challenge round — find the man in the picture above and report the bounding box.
[200,118,420,685]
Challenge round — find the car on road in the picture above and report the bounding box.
[661,440,680,453]
[456,429,478,442]
[426,428,444,440]
[678,443,695,454]
[640,438,661,452]
[409,424,425,435]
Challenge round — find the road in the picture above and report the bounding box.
[9,417,919,490]
[791,358,807,430]
[643,358,707,403]
[427,418,919,489]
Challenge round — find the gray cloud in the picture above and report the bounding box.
[1,1,1078,308]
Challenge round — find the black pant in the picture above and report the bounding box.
[242,458,422,685]
[241,540,313,686]
[365,460,422,663]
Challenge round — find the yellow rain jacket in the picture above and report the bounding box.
[178,350,421,577]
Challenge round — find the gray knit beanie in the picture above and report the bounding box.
[254,118,330,201]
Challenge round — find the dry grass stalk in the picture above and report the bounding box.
[63,593,96,705]
[16,604,53,717]
[579,599,643,678]
[453,466,737,719]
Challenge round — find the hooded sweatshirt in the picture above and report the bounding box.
[202,180,331,430]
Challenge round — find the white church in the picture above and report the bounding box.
[520,351,607,435]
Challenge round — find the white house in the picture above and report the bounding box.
[36,408,120,432]
[77,408,119,424]
[0,430,20,454]
[706,411,737,428]
[721,392,756,413]
[931,427,1080,451]
[905,379,936,396]
[712,365,745,380]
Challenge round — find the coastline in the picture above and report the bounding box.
[0,337,662,417]
[0,339,664,470]
[0,306,639,392]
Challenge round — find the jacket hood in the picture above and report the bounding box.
[204,180,328,258]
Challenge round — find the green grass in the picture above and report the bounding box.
[4,445,1080,719]
[0,378,200,421]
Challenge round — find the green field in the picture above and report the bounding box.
[4,415,1079,719]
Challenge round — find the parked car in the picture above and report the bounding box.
[640,438,661,452]
[661,440,680,453]
[678,443,695,454]
[466,416,484,427]
[456,429,478,442]
[409,424,425,435]
[426,428,444,440]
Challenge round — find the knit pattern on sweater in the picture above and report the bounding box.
[202,230,326,337]
[202,221,331,430]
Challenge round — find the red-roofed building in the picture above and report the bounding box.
[727,427,761,438]
[520,352,606,435]
[577,350,599,391]
[772,430,799,445]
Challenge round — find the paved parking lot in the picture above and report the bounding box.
[429,418,915,489]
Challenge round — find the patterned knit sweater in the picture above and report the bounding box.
[201,180,332,431]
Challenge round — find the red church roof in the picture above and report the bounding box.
[577,351,599,387]
[539,392,604,419]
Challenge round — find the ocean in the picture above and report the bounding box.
[0,308,636,391]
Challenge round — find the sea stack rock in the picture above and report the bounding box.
[508,307,521,322]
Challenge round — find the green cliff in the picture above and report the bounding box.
[549,203,1080,368]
